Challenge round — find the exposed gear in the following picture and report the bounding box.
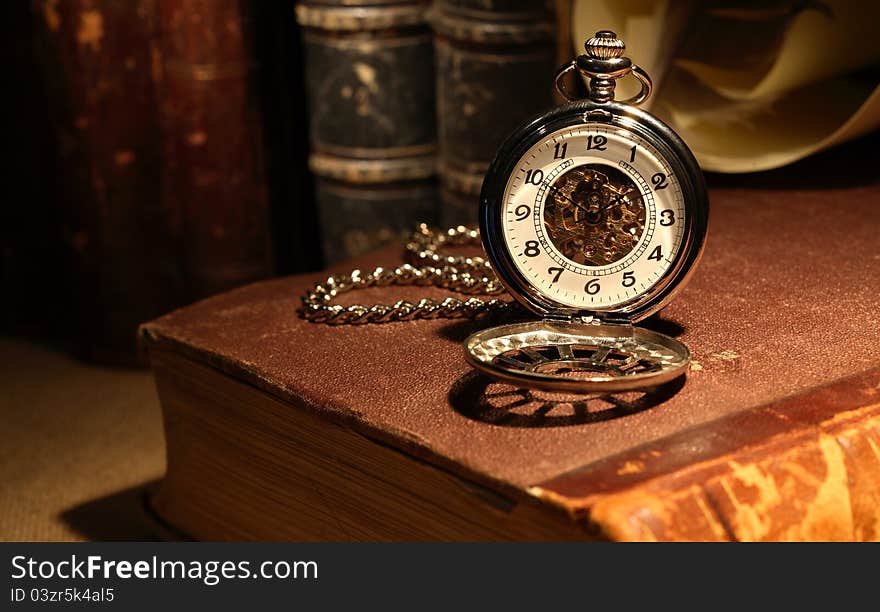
[543,164,646,266]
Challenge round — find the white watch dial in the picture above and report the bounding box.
[501,122,685,309]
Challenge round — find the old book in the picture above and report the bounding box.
[156,0,275,300]
[27,1,277,363]
[142,147,880,541]
[430,0,557,226]
[296,0,438,264]
[31,0,176,364]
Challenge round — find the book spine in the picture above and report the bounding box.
[296,0,438,265]
[531,369,880,541]
[430,0,557,227]
[588,403,880,542]
[30,0,176,364]
[156,0,274,299]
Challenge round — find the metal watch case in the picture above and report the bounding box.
[480,100,708,323]
[465,77,708,392]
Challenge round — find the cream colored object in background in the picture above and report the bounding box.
[571,0,880,172]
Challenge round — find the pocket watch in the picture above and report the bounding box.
[463,31,709,392]
[301,31,708,394]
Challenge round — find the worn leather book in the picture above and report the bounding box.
[430,0,557,226]
[156,0,275,300]
[296,0,438,264]
[142,148,880,540]
[28,1,276,363]
[31,0,174,364]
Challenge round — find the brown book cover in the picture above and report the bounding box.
[156,0,274,300]
[31,0,178,364]
[28,1,276,363]
[141,152,880,541]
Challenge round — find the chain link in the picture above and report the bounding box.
[299,224,516,324]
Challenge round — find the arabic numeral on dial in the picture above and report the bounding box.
[648,245,663,261]
[629,144,636,162]
[524,169,544,185]
[586,135,607,151]
[514,204,530,221]
[548,267,563,283]
[553,142,568,159]
[652,172,669,190]
[524,241,540,257]
[660,209,675,226]
[622,271,635,287]
[585,279,600,295]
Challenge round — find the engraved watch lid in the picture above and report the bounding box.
[464,320,690,392]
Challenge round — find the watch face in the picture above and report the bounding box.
[481,103,707,320]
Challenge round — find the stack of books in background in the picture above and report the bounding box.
[297,0,559,263]
[6,0,561,363]
[296,0,439,265]
[432,0,557,228]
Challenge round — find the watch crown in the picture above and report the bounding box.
[585,30,625,60]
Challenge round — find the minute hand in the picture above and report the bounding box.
[605,192,636,211]
[541,181,593,214]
